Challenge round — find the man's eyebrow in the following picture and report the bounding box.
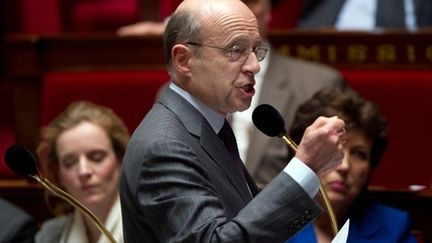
[227,36,262,46]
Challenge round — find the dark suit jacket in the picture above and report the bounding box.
[0,198,38,243]
[245,52,344,188]
[120,87,322,242]
[299,0,432,28]
[286,203,417,243]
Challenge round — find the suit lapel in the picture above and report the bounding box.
[160,88,253,203]
[200,128,253,202]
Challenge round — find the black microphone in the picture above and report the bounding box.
[4,144,38,177]
[252,104,339,236]
[4,144,117,243]
[252,104,298,151]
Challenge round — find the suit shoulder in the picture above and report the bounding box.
[0,198,35,223]
[0,199,38,242]
[355,202,413,231]
[367,203,410,220]
[132,103,184,141]
[36,216,69,243]
[350,203,416,242]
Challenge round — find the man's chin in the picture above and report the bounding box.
[236,103,252,112]
[240,97,253,110]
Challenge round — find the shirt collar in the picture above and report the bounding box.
[169,82,225,133]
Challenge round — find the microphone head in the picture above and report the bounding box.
[4,144,38,177]
[252,104,286,137]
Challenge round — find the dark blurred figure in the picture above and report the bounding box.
[299,0,432,30]
[0,198,38,243]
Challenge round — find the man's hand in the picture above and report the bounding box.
[295,116,345,176]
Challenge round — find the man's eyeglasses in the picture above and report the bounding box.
[186,42,268,62]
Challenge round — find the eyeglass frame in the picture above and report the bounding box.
[185,41,268,62]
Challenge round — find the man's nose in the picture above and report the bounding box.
[242,51,261,75]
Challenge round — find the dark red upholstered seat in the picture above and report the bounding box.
[269,0,302,30]
[41,70,169,134]
[72,0,139,32]
[18,0,61,34]
[0,80,17,178]
[0,126,17,178]
[17,0,139,34]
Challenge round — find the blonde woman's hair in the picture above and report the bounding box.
[36,100,129,215]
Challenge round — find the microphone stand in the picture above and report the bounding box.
[281,135,339,237]
[32,172,117,243]
[4,144,116,243]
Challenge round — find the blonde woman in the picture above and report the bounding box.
[36,101,129,243]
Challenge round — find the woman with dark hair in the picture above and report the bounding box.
[286,87,416,243]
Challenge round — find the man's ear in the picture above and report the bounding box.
[172,44,192,77]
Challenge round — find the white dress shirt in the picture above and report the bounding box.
[59,197,123,243]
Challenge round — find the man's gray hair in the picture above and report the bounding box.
[163,9,203,76]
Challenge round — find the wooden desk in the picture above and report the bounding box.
[6,30,432,152]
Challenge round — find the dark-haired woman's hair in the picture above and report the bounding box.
[289,87,388,169]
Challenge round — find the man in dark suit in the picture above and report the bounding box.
[0,198,38,243]
[120,0,346,242]
[299,0,432,30]
[234,0,344,188]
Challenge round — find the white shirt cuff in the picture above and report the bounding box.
[283,157,320,198]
